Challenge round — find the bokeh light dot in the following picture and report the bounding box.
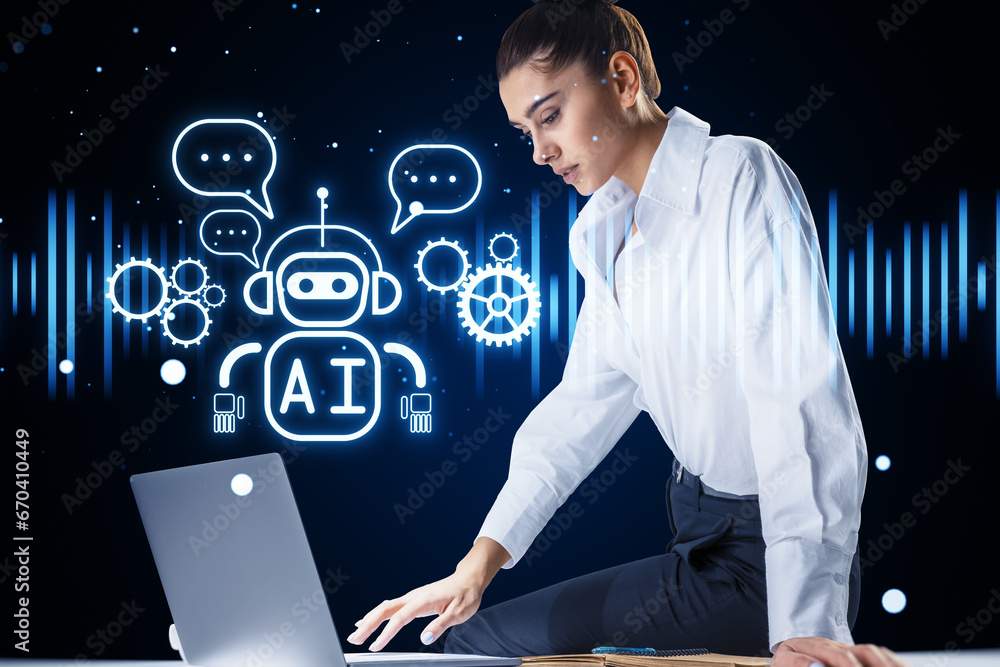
[882,589,906,614]
[875,455,891,471]
[160,359,186,385]
[58,359,74,374]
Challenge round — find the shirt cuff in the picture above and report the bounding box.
[474,474,560,570]
[766,538,857,653]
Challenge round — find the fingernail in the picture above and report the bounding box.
[347,630,359,643]
[421,631,435,645]
[809,663,824,667]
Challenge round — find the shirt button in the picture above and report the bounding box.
[835,574,845,585]
[835,613,844,625]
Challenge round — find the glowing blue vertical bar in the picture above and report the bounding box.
[30,254,36,316]
[123,224,129,358]
[475,212,484,399]
[959,189,968,342]
[886,249,892,337]
[568,190,577,342]
[142,224,149,359]
[979,262,987,311]
[941,224,948,359]
[532,193,540,399]
[48,189,57,400]
[848,249,855,337]
[66,189,75,399]
[549,275,558,343]
[903,223,911,358]
[867,224,874,358]
[11,253,16,316]
[104,191,112,398]
[829,190,838,329]
[86,253,92,316]
[922,222,929,359]
[161,222,168,354]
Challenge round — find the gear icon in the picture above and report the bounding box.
[161,297,212,347]
[457,263,541,346]
[488,232,519,264]
[170,258,209,296]
[105,257,170,323]
[414,237,471,294]
[201,284,226,308]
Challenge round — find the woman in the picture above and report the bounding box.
[349,2,906,665]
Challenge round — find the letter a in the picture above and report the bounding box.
[280,358,316,414]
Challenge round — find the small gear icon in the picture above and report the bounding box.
[161,297,212,347]
[170,257,209,295]
[105,257,170,323]
[201,284,226,308]
[488,232,519,264]
[414,238,471,294]
[457,263,541,346]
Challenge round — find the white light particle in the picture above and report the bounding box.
[449,175,456,183]
[875,455,891,471]
[160,359,186,385]
[231,473,253,496]
[58,359,74,374]
[410,175,418,183]
[882,589,906,614]
[170,46,177,53]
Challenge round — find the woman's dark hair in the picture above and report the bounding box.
[497,0,661,102]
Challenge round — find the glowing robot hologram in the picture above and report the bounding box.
[218,189,432,442]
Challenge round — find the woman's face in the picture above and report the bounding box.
[500,59,628,197]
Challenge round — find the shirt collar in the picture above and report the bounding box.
[570,106,711,275]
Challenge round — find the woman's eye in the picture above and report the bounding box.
[542,110,560,125]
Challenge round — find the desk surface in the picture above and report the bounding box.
[1,651,999,667]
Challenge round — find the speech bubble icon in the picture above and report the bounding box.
[172,119,277,219]
[388,144,482,235]
[200,209,262,268]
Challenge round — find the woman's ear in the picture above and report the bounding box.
[607,50,641,107]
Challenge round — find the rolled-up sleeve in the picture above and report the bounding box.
[476,291,642,568]
[728,142,868,651]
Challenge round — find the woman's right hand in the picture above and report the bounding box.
[346,537,511,652]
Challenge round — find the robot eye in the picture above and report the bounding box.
[286,272,360,301]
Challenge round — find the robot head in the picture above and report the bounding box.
[243,224,401,328]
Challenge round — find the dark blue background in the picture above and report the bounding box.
[1,0,997,659]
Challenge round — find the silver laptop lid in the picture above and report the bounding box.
[131,453,346,667]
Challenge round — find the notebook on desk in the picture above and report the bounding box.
[130,453,521,667]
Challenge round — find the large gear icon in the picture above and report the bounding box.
[170,257,209,295]
[105,257,170,323]
[488,232,519,264]
[160,297,212,347]
[414,237,471,294]
[457,263,541,346]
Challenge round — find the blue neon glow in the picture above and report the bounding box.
[568,190,578,342]
[959,189,967,341]
[30,253,36,317]
[172,119,277,219]
[922,222,929,358]
[979,262,987,310]
[104,190,112,398]
[903,223,911,358]
[122,224,129,358]
[886,249,892,337]
[86,253,92,316]
[867,224,874,358]
[141,223,148,359]
[475,213,484,398]
[848,249,855,337]
[875,455,891,471]
[48,190,57,400]
[67,190,75,399]
[11,253,16,316]
[549,275,559,343]
[829,190,837,329]
[941,224,948,359]
[532,190,541,399]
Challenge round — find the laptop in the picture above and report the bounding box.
[130,453,522,667]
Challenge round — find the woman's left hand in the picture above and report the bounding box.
[772,637,909,667]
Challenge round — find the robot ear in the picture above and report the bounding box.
[243,271,274,316]
[372,271,402,315]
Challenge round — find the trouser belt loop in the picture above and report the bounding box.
[671,458,760,502]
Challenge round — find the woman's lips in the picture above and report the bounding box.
[563,165,579,184]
